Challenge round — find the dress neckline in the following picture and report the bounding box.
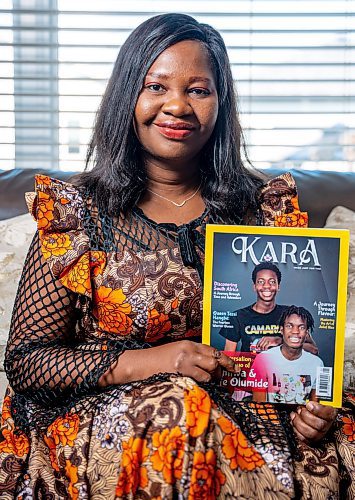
[132,206,209,231]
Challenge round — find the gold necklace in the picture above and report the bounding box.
[146,181,202,207]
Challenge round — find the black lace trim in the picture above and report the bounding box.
[11,337,153,433]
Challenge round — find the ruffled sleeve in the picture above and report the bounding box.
[258,172,309,227]
[4,175,133,429]
[26,174,106,298]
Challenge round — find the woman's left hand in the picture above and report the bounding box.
[290,401,338,444]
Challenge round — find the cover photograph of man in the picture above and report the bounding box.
[219,262,318,355]
[251,305,325,404]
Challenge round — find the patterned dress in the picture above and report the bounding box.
[0,173,353,499]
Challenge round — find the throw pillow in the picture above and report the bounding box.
[0,213,36,372]
[325,205,355,393]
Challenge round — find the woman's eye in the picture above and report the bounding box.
[189,88,211,96]
[145,83,164,92]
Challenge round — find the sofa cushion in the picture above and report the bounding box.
[0,213,36,370]
[325,205,355,393]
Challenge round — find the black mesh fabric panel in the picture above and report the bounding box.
[5,235,126,406]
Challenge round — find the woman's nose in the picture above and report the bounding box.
[161,94,192,116]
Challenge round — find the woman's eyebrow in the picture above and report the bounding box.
[146,72,213,84]
[188,76,213,84]
[146,71,168,80]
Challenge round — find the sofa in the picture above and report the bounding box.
[0,167,354,400]
[2,167,355,226]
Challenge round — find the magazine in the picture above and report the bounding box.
[202,225,349,407]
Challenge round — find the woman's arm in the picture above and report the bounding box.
[5,234,127,402]
[6,234,237,401]
[99,340,238,387]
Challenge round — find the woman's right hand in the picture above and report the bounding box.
[101,340,239,386]
[160,340,239,382]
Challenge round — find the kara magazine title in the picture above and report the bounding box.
[202,225,349,407]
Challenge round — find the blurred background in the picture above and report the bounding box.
[0,0,354,172]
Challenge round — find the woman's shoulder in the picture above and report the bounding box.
[26,174,86,231]
[26,174,94,297]
[258,172,308,227]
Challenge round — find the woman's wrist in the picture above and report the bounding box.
[98,347,169,387]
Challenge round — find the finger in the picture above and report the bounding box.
[199,343,218,356]
[292,411,328,441]
[193,352,219,373]
[298,407,331,434]
[305,401,338,422]
[218,353,240,372]
[190,366,212,383]
[292,424,310,444]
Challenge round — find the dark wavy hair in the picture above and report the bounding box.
[77,13,263,221]
[279,305,315,333]
[252,262,282,284]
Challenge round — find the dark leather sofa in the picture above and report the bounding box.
[1,168,354,226]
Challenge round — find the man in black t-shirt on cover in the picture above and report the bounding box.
[220,262,318,354]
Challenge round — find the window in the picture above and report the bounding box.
[1,0,354,171]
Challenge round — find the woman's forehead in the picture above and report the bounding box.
[145,40,215,80]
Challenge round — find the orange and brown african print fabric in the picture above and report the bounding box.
[0,174,353,499]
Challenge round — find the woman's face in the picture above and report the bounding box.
[134,40,219,167]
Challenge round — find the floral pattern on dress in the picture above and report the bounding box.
[259,172,309,227]
[115,436,150,497]
[341,415,355,443]
[275,211,308,228]
[184,384,211,438]
[0,174,353,499]
[217,414,265,471]
[93,285,133,335]
[151,426,186,484]
[188,449,226,499]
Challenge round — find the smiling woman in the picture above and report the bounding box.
[134,39,219,224]
[134,40,218,164]
[0,12,353,500]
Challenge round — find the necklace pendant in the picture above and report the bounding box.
[147,180,202,208]
[173,200,186,207]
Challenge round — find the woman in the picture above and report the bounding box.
[0,13,352,499]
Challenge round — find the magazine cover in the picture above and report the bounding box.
[202,225,349,407]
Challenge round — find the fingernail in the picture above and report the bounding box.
[297,407,302,414]
[306,402,314,411]
[290,412,296,420]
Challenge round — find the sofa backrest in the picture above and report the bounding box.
[1,168,354,227]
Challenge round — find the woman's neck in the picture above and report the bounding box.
[145,159,201,194]
[138,160,205,226]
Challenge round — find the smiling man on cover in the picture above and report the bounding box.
[220,262,318,354]
[251,305,324,404]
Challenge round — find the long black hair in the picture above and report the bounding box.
[77,13,263,222]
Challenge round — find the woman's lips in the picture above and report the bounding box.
[154,122,195,140]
